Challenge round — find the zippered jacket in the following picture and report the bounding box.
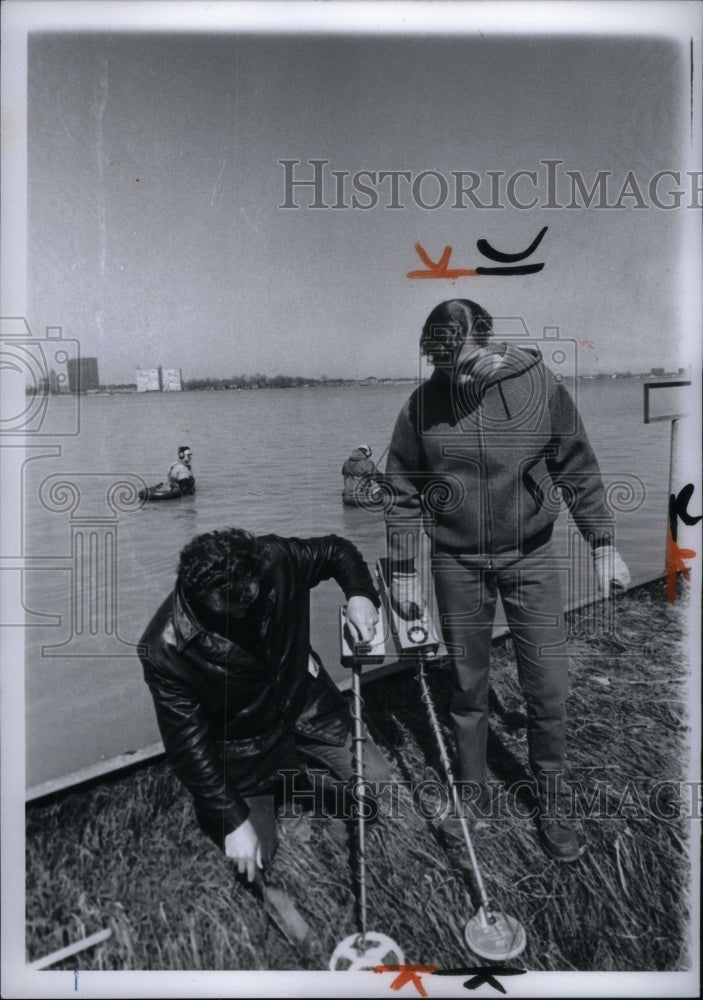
[385,344,614,565]
[139,534,379,843]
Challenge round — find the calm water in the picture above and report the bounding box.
[24,379,677,791]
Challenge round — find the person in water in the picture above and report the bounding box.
[341,444,383,506]
[139,527,389,882]
[384,298,631,862]
[168,445,195,495]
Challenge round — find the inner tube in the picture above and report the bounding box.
[342,488,385,511]
[139,483,191,502]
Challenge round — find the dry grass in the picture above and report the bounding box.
[25,578,693,972]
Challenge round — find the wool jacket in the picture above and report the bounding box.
[385,344,614,566]
[139,534,379,843]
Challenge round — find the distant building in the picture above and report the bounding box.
[136,367,163,392]
[39,369,62,395]
[162,368,183,391]
[136,366,184,391]
[67,357,99,393]
[650,367,665,376]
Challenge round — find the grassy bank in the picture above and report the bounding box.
[26,578,694,972]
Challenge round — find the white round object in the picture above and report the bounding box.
[407,624,429,644]
[329,931,405,971]
[464,907,527,961]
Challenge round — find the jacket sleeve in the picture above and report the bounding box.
[383,401,426,569]
[281,535,380,607]
[546,379,614,548]
[140,638,250,841]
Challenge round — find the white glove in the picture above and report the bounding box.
[391,572,426,620]
[593,545,631,595]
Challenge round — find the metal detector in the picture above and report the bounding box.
[377,560,527,962]
[415,658,526,961]
[330,612,405,972]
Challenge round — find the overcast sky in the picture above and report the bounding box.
[25,24,697,383]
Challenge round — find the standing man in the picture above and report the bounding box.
[139,528,387,882]
[384,299,630,862]
[168,445,195,495]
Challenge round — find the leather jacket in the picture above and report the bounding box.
[139,534,379,843]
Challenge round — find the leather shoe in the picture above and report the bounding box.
[538,819,586,862]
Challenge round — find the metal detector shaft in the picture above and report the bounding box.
[350,660,368,939]
[330,608,406,971]
[416,657,493,916]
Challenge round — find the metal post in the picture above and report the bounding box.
[665,417,679,569]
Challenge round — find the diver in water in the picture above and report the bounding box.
[341,444,383,506]
[168,445,195,495]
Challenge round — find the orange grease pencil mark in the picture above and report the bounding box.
[374,964,438,996]
[407,243,477,279]
[665,525,696,604]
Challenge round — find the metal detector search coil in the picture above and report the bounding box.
[330,931,404,971]
[465,906,527,962]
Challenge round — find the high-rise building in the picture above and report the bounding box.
[67,357,99,393]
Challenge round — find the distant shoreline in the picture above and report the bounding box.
[33,371,690,397]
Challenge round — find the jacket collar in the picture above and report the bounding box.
[171,584,276,658]
[172,586,227,657]
[429,342,543,391]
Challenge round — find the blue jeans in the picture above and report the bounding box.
[432,539,570,807]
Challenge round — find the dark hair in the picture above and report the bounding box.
[421,299,493,348]
[177,528,269,604]
[178,445,191,459]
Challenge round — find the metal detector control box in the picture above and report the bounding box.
[376,558,441,658]
[339,604,387,667]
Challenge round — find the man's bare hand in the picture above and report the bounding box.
[345,595,379,644]
[224,819,263,882]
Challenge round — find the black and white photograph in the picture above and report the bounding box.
[1,2,701,997]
